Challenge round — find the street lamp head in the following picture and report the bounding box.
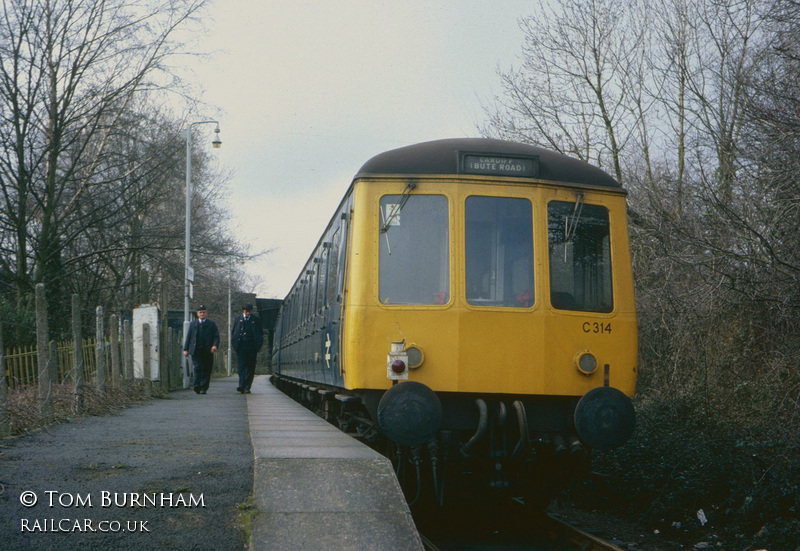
[212,124,222,148]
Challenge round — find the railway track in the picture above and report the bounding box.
[418,512,626,551]
[543,514,626,550]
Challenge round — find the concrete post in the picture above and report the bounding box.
[142,323,152,388]
[0,312,9,437]
[96,306,106,392]
[47,339,57,390]
[110,314,121,386]
[165,329,173,391]
[36,283,52,418]
[159,280,169,391]
[72,294,84,415]
[123,319,133,380]
[172,329,182,385]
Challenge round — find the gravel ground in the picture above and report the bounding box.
[0,376,254,551]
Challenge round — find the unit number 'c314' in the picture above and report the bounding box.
[583,322,612,334]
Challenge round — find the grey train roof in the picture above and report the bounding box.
[355,138,621,189]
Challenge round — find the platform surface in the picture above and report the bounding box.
[0,375,421,550]
[247,375,423,551]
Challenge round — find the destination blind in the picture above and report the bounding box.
[461,154,539,177]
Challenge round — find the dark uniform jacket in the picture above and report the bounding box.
[231,313,264,353]
[183,319,220,355]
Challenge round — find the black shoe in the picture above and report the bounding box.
[200,390,207,395]
[194,387,200,394]
[236,387,243,393]
[245,389,251,394]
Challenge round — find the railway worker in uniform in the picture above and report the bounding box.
[183,305,220,395]
[231,303,264,394]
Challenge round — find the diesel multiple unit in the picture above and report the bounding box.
[271,138,637,507]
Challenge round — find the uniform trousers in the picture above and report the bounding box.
[236,342,257,391]
[192,349,214,391]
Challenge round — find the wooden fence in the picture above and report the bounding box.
[3,331,227,391]
[1,286,239,440]
[0,285,239,445]
[3,339,105,390]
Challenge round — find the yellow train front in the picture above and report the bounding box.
[272,138,637,506]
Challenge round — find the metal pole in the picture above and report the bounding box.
[183,126,193,389]
[227,257,232,376]
[182,120,221,389]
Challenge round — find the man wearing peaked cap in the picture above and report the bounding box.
[183,305,220,394]
[231,303,264,394]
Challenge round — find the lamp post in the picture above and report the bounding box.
[183,120,222,388]
[227,256,232,376]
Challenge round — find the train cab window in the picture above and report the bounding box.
[466,196,534,307]
[547,201,613,313]
[380,194,449,305]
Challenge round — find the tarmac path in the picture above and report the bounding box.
[0,376,253,551]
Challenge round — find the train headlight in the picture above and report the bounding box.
[576,351,598,375]
[405,344,424,369]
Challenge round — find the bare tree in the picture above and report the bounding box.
[685,0,771,202]
[639,0,696,215]
[0,0,208,336]
[484,1,800,542]
[483,0,644,183]
[0,0,45,315]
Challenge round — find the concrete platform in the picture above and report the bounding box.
[246,376,423,551]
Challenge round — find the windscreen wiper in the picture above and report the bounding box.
[380,181,417,255]
[380,181,417,234]
[565,192,585,243]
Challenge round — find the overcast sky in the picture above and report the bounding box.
[187,0,535,298]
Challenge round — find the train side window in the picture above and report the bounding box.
[287,295,294,333]
[307,267,315,318]
[314,256,323,311]
[327,227,341,305]
[379,194,449,305]
[334,198,352,304]
[294,293,300,328]
[299,280,307,323]
[466,196,534,308]
[308,262,319,318]
[547,201,613,313]
[304,278,312,322]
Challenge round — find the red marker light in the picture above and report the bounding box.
[391,360,406,374]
